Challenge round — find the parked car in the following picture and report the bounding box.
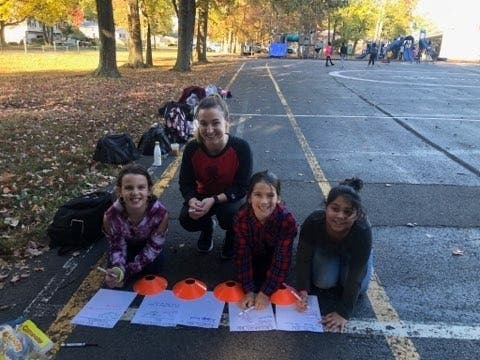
[242,43,263,55]
[207,43,222,52]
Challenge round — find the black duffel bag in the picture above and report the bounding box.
[138,124,171,156]
[47,191,114,255]
[93,133,140,164]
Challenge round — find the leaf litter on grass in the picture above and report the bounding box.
[0,57,239,273]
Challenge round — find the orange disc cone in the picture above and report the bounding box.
[173,277,207,300]
[213,280,245,302]
[133,275,168,296]
[270,284,297,305]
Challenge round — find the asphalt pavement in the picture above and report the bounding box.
[2,58,480,359]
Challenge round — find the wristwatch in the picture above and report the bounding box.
[213,195,221,204]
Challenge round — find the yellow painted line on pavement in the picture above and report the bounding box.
[46,63,246,356]
[47,257,107,354]
[368,273,420,359]
[152,156,182,196]
[266,63,420,360]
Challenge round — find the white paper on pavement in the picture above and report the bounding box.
[175,291,224,328]
[131,290,180,327]
[71,288,137,328]
[228,302,277,332]
[275,295,323,332]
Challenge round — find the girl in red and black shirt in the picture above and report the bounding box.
[234,171,298,311]
[179,95,252,259]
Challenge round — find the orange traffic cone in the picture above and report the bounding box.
[173,277,207,300]
[270,284,297,305]
[213,280,245,302]
[133,275,168,296]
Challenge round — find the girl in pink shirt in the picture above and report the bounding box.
[103,164,169,288]
[325,42,334,66]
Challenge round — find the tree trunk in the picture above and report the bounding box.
[0,21,6,48]
[93,0,121,78]
[145,20,153,66]
[41,24,48,45]
[174,0,195,72]
[196,0,208,62]
[127,0,145,68]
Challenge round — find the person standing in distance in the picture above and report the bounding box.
[295,178,373,332]
[325,42,334,66]
[368,43,378,67]
[340,42,348,69]
[179,94,253,259]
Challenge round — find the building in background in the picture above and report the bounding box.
[4,19,62,44]
[78,20,128,45]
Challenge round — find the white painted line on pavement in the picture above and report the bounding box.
[231,113,480,122]
[346,319,480,341]
[23,245,95,317]
[234,116,248,138]
[330,70,480,88]
[119,306,480,340]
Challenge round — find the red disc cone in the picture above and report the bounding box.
[133,275,168,296]
[213,280,245,302]
[172,277,207,300]
[270,284,297,305]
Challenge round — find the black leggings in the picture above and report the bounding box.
[179,199,245,233]
[368,54,376,66]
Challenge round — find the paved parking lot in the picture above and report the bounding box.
[3,58,479,359]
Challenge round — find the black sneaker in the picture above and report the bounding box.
[197,220,214,253]
[220,230,235,260]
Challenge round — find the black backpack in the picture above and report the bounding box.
[93,133,140,164]
[138,125,171,156]
[47,191,113,255]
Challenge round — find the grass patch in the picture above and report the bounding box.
[0,48,181,73]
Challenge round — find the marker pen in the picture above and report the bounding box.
[282,282,309,308]
[61,342,98,347]
[97,266,118,278]
[238,306,254,316]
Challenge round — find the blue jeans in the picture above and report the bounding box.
[312,247,373,294]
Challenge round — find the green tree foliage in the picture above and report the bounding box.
[380,0,418,39]
[80,0,98,19]
[0,0,46,46]
[327,0,418,52]
[333,0,376,48]
[141,0,174,37]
